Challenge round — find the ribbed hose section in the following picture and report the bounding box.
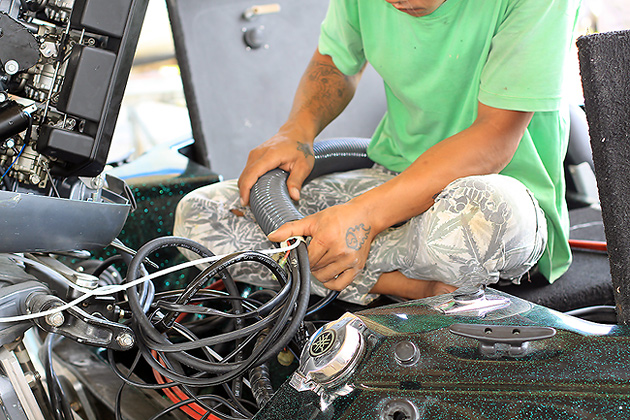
[250,169,302,235]
[250,138,372,235]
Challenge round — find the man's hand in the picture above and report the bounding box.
[238,128,315,205]
[267,202,376,291]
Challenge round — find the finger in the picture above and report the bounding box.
[319,269,357,291]
[310,246,357,273]
[307,241,329,270]
[285,160,313,201]
[267,219,311,243]
[310,252,357,281]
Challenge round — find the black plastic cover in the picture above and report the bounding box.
[577,30,630,324]
[37,125,95,164]
[57,45,116,122]
[70,0,133,37]
[167,0,386,178]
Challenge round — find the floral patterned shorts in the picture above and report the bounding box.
[174,166,547,305]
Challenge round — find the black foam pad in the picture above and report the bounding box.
[577,30,630,323]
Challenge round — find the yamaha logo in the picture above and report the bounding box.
[309,330,336,357]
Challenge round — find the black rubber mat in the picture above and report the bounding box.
[496,206,613,312]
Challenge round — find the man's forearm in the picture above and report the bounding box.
[284,49,364,141]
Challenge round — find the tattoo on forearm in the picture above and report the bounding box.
[346,224,371,251]
[297,142,314,159]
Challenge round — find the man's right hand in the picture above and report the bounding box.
[237,127,315,205]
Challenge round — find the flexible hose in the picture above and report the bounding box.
[249,138,372,315]
[250,138,372,235]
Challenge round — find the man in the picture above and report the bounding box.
[175,0,581,305]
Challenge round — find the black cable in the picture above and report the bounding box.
[91,254,125,280]
[127,239,294,355]
[306,290,340,317]
[42,334,74,420]
[106,347,180,390]
[114,383,127,420]
[565,305,616,317]
[112,235,310,420]
[158,250,283,329]
[115,349,144,420]
[137,252,302,380]
[154,344,254,419]
[154,346,246,419]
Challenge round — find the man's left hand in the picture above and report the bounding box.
[267,203,375,291]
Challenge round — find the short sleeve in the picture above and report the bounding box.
[479,0,581,112]
[318,0,366,76]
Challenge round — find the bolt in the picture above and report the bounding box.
[4,60,19,75]
[106,304,114,312]
[45,311,65,328]
[65,118,76,130]
[277,349,294,367]
[116,332,134,349]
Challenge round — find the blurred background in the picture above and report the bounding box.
[109,0,630,169]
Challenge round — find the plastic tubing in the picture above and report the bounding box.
[249,138,373,315]
[249,138,373,235]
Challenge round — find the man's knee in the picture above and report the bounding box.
[419,174,547,287]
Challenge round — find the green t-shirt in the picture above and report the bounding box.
[318,0,582,282]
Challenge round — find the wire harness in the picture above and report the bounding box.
[110,236,311,419]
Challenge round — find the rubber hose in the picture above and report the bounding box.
[250,138,372,235]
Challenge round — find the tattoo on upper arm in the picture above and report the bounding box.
[346,224,371,250]
[297,142,314,159]
[305,60,352,118]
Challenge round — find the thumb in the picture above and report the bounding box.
[267,219,311,243]
[286,163,312,202]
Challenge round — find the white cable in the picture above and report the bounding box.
[0,237,305,323]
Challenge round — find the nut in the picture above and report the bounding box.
[116,332,134,349]
[45,311,65,328]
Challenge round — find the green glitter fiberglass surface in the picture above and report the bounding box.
[254,289,630,420]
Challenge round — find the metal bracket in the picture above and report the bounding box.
[27,294,134,351]
[0,347,46,420]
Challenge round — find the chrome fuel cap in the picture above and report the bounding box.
[291,313,366,392]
